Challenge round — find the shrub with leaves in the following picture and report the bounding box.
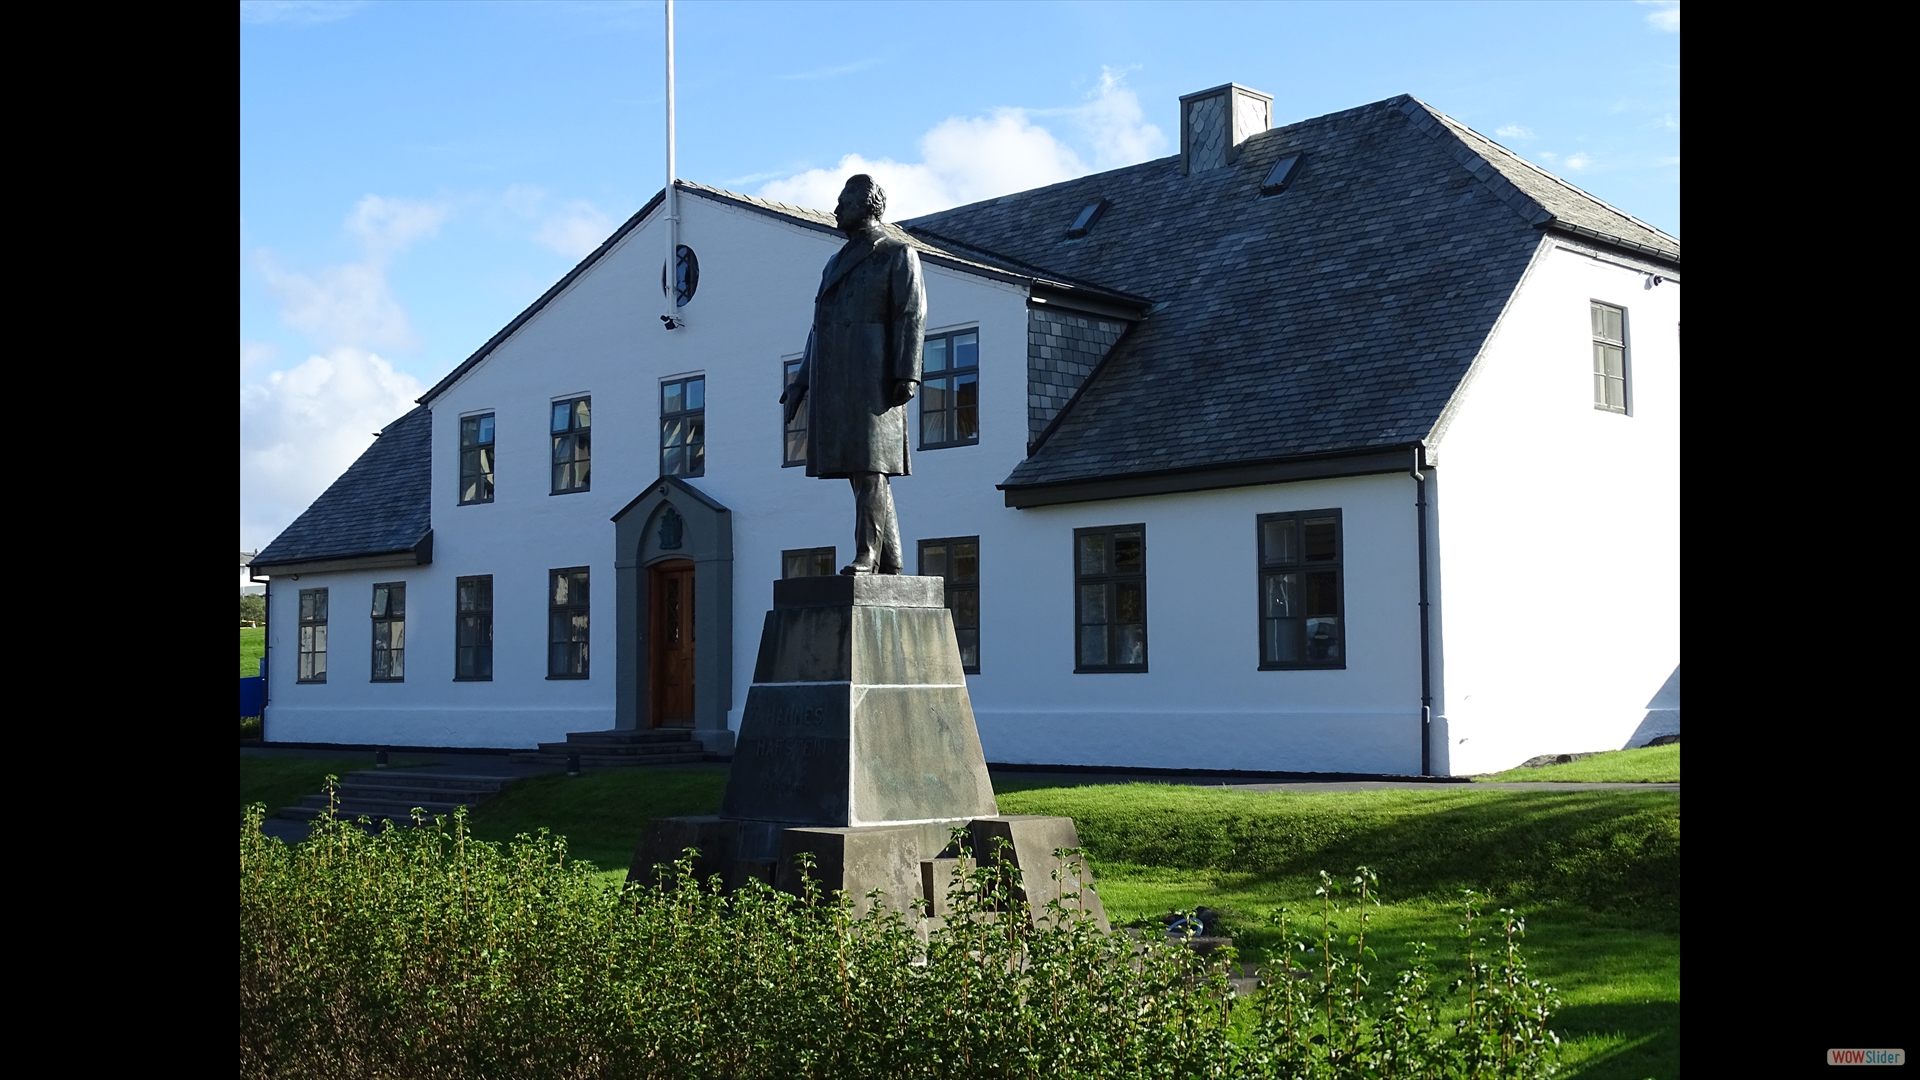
[240,786,1560,1079]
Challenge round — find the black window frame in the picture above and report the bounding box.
[547,566,590,679]
[1256,509,1346,670]
[455,574,494,682]
[919,535,981,674]
[297,587,328,683]
[919,328,980,450]
[781,356,807,468]
[369,582,406,682]
[660,375,706,478]
[1073,525,1147,673]
[459,412,496,505]
[1591,301,1629,415]
[782,547,836,578]
[550,396,591,494]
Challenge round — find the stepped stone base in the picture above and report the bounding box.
[626,576,1105,932]
[629,813,1108,931]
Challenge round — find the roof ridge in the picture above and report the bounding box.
[1400,96,1679,253]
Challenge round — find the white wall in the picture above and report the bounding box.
[266,192,1035,749]
[1429,239,1680,774]
[965,474,1428,775]
[265,189,1462,775]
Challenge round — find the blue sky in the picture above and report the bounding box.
[239,0,1679,549]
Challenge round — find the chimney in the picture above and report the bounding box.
[1179,83,1272,175]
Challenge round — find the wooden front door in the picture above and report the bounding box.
[648,560,696,728]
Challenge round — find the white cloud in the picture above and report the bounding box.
[1536,151,1559,162]
[1564,152,1594,170]
[347,194,448,256]
[779,57,883,81]
[260,254,416,350]
[240,347,425,549]
[1639,1,1680,31]
[496,185,615,260]
[258,194,448,350]
[1495,124,1536,141]
[244,193,444,548]
[240,339,277,373]
[756,70,1166,221]
[1072,68,1167,171]
[533,200,614,259]
[240,1,367,25]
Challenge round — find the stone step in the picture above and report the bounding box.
[509,751,708,767]
[278,797,478,822]
[528,740,698,757]
[334,771,514,794]
[559,729,698,745]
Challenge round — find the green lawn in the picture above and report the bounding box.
[466,765,730,870]
[995,783,1679,1080]
[242,761,1678,1078]
[1477,743,1679,783]
[240,626,265,677]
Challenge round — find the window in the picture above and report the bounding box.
[1258,510,1344,668]
[661,376,705,477]
[455,575,493,681]
[1065,199,1108,239]
[920,329,978,449]
[548,567,590,678]
[460,413,495,504]
[782,547,836,578]
[370,582,406,681]
[551,397,591,493]
[782,357,807,467]
[297,588,328,683]
[1074,526,1145,672]
[920,536,980,673]
[1260,154,1302,196]
[1591,302,1628,414]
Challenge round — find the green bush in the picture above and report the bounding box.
[241,790,1563,1079]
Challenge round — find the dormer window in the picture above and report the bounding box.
[1261,155,1302,196]
[1066,199,1108,239]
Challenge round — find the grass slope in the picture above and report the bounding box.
[467,766,729,871]
[998,784,1679,1080]
[999,784,1679,918]
[240,627,265,677]
[1477,743,1679,783]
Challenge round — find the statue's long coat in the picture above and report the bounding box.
[790,227,926,478]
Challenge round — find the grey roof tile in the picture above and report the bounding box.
[900,94,1675,492]
[252,406,432,567]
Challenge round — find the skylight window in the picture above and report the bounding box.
[1261,155,1302,197]
[1065,199,1108,239]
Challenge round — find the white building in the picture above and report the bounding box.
[249,89,1679,776]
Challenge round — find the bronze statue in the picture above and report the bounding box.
[781,175,927,575]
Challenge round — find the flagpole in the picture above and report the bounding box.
[664,0,681,328]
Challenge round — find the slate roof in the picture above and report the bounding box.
[900,95,1678,493]
[251,405,433,568]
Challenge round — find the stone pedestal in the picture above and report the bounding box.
[629,577,1103,929]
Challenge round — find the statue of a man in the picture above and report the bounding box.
[780,175,927,575]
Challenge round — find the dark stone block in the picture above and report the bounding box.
[627,815,736,887]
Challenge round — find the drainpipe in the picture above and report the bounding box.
[1411,446,1433,775]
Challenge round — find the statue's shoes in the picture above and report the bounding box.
[839,561,875,576]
